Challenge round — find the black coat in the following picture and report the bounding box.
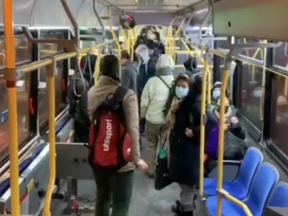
[169,95,204,187]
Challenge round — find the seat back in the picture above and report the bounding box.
[236,147,263,189]
[268,181,288,207]
[245,163,279,216]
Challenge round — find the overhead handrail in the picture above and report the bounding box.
[22,0,79,52]
[20,40,116,74]
[3,0,20,215]
[92,0,105,40]
[171,17,186,61]
[199,49,208,197]
[198,6,212,42]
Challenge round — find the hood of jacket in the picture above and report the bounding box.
[156,67,174,76]
[135,44,150,64]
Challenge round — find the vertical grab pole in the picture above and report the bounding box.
[166,17,176,55]
[199,50,208,196]
[207,68,212,104]
[3,0,21,215]
[216,61,231,216]
[43,59,56,216]
[94,52,102,86]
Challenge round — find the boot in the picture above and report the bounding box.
[176,211,193,216]
[172,200,184,213]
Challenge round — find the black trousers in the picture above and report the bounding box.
[91,167,134,216]
[74,120,89,143]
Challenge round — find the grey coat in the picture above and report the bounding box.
[121,62,138,93]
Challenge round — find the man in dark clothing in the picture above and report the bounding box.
[120,50,138,93]
[80,54,97,82]
[135,44,157,97]
[183,56,198,75]
[68,54,97,142]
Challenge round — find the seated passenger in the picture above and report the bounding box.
[87,55,147,216]
[167,74,204,215]
[120,50,138,93]
[141,54,175,178]
[211,81,230,108]
[205,96,247,173]
[68,54,96,142]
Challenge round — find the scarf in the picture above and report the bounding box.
[166,97,182,129]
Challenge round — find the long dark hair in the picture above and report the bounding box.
[163,73,192,115]
[100,55,120,82]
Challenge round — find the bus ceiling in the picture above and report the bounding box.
[0,0,205,27]
[1,0,288,42]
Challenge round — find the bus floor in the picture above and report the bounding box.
[51,137,207,216]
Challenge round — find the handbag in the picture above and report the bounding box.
[154,135,172,190]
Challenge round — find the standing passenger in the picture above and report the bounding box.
[141,54,175,178]
[87,55,147,216]
[120,50,138,93]
[68,54,97,142]
[167,75,204,216]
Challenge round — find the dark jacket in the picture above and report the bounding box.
[137,56,157,97]
[169,94,204,187]
[205,108,246,159]
[121,62,138,93]
[184,56,199,75]
[68,75,90,125]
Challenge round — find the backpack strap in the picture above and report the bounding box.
[157,75,170,89]
[112,86,129,104]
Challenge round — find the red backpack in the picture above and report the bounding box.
[87,87,132,171]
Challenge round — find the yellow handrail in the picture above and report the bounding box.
[21,40,116,74]
[166,17,176,55]
[218,189,253,216]
[108,8,121,59]
[199,54,208,196]
[43,62,56,216]
[181,39,212,103]
[216,68,230,216]
[94,52,102,86]
[171,18,185,61]
[3,0,20,215]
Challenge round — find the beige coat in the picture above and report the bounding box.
[87,75,141,172]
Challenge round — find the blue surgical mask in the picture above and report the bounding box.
[175,87,189,99]
[213,90,221,99]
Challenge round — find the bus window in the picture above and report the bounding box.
[0,34,32,69]
[0,74,31,161]
[237,38,264,61]
[38,31,66,130]
[273,43,288,69]
[238,64,263,130]
[39,61,66,127]
[271,75,288,156]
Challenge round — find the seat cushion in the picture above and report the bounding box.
[206,196,247,216]
[204,178,247,200]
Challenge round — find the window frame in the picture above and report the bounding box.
[263,45,288,172]
[0,30,38,163]
[38,29,69,135]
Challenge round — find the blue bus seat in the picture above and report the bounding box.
[206,162,279,216]
[268,181,288,207]
[203,147,263,199]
